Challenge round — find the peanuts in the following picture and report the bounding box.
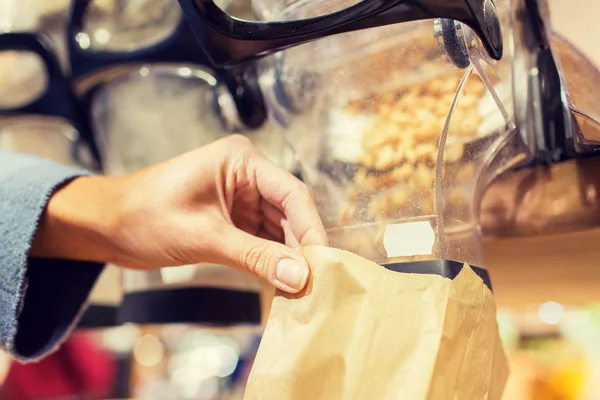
[392,163,414,182]
[443,142,465,163]
[338,72,486,227]
[415,143,437,164]
[368,187,410,219]
[414,164,434,190]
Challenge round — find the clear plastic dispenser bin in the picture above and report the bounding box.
[251,0,532,282]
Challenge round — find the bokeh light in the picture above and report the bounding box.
[134,334,165,367]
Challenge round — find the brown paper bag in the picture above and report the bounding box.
[244,246,508,400]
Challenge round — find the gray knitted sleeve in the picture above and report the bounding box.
[0,149,104,362]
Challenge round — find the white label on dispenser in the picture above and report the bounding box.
[383,221,435,258]
[160,264,198,284]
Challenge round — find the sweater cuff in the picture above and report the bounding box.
[0,150,104,361]
[12,258,104,361]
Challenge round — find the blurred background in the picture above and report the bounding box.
[1,0,600,399]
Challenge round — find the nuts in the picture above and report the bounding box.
[392,163,414,182]
[367,187,410,220]
[337,72,486,230]
[443,142,465,163]
[414,164,434,190]
[415,143,437,165]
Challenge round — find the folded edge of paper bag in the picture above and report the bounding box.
[427,265,509,400]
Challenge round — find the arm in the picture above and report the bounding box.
[29,174,124,264]
[1,135,328,362]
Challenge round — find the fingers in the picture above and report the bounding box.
[252,156,329,247]
[214,225,310,293]
[282,219,301,247]
[261,199,286,226]
[260,200,286,242]
[261,220,285,243]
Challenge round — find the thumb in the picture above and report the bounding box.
[214,227,310,294]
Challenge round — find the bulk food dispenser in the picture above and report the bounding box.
[177,0,600,282]
[253,8,513,276]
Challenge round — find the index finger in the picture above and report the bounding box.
[253,155,328,247]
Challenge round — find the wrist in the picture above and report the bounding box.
[30,175,126,264]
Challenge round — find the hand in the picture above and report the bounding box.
[31,135,328,293]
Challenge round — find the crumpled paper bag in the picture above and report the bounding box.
[245,246,508,400]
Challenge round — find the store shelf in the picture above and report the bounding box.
[485,228,600,308]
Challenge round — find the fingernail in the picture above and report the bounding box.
[276,259,309,291]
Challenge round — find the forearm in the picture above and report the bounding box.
[30,175,124,264]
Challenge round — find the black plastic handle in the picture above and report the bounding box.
[0,32,102,170]
[383,259,493,292]
[178,0,503,67]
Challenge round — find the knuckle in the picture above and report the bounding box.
[297,181,312,198]
[227,134,253,148]
[282,182,309,209]
[286,182,314,210]
[295,226,313,246]
[242,242,274,278]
